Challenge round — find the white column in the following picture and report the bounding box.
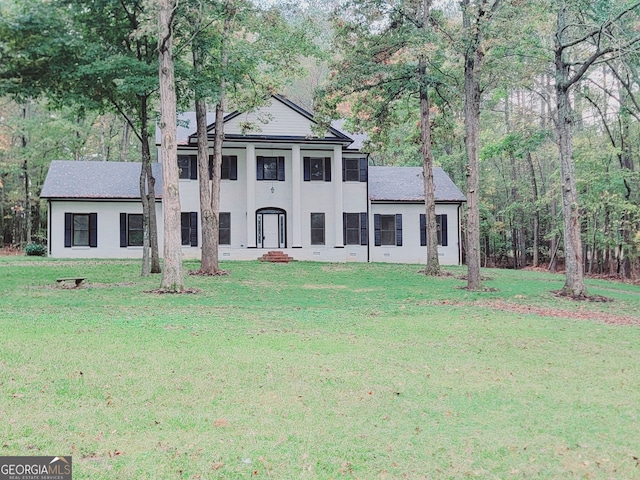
[291,145,302,247]
[246,144,256,248]
[333,145,344,247]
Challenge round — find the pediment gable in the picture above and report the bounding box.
[203,95,352,144]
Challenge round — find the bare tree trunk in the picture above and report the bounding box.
[526,151,539,267]
[555,5,587,297]
[139,164,151,277]
[549,195,558,272]
[158,0,183,291]
[194,92,217,273]
[139,96,160,276]
[461,0,484,290]
[194,3,234,275]
[120,120,131,162]
[419,0,439,276]
[21,103,32,245]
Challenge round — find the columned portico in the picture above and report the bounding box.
[291,144,302,247]
[246,143,256,247]
[333,144,344,247]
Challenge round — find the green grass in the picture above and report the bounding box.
[1,258,639,479]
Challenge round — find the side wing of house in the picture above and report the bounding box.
[368,166,465,266]
[41,161,164,259]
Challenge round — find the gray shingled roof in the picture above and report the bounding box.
[156,112,217,146]
[40,161,163,199]
[369,166,466,202]
[331,119,367,151]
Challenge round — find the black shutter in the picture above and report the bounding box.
[440,214,448,246]
[324,157,331,182]
[360,212,367,245]
[120,213,127,247]
[230,156,238,180]
[89,213,98,247]
[190,212,198,247]
[342,213,347,245]
[396,214,402,246]
[420,214,426,246]
[277,156,285,181]
[256,157,264,180]
[64,213,72,248]
[303,157,310,181]
[342,158,346,182]
[209,155,213,180]
[374,214,381,246]
[359,157,368,182]
[190,155,198,180]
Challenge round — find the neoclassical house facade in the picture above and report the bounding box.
[41,95,466,264]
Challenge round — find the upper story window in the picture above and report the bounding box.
[374,214,402,246]
[342,157,368,182]
[304,157,331,182]
[257,156,285,181]
[178,155,197,180]
[209,155,238,180]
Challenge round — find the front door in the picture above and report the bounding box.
[262,214,279,248]
[256,208,286,248]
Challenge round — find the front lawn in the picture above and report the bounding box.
[1,258,639,479]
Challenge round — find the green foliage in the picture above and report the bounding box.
[24,242,46,256]
[177,0,322,112]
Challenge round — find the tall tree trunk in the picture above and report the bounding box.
[419,0,439,276]
[158,0,183,291]
[526,151,539,267]
[139,96,160,276]
[509,151,520,269]
[194,83,217,272]
[549,195,558,272]
[555,5,587,297]
[139,163,151,276]
[462,0,483,290]
[120,119,131,162]
[21,103,31,245]
[194,4,234,275]
[619,87,633,278]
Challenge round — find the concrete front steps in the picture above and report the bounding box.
[258,250,294,263]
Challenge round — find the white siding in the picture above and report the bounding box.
[224,98,338,140]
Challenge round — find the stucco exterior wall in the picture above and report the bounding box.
[48,200,164,259]
[369,202,461,265]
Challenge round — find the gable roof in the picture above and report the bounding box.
[170,112,217,146]
[161,95,360,149]
[40,161,163,200]
[213,95,352,145]
[368,166,466,203]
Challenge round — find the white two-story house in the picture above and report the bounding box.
[41,95,466,265]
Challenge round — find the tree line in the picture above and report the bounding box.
[1,0,639,295]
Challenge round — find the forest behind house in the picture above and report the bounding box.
[1,0,639,282]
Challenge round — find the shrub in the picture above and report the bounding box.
[25,243,47,257]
